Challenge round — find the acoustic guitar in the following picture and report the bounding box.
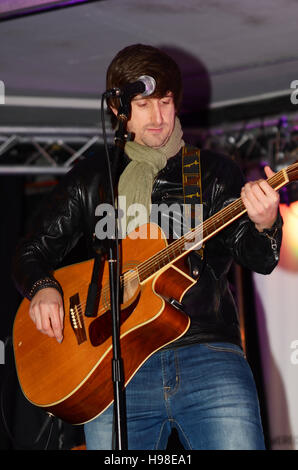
[13,162,298,424]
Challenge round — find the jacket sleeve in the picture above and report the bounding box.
[211,157,283,275]
[12,168,84,300]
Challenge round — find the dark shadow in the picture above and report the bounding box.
[0,175,86,450]
[158,44,212,144]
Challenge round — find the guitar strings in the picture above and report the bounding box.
[137,166,292,279]
[69,270,137,316]
[66,170,286,316]
[137,170,285,278]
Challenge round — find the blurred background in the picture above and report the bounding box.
[0,0,298,450]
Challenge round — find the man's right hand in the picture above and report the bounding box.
[29,288,64,343]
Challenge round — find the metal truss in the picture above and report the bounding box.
[185,111,298,172]
[1,111,298,176]
[0,125,114,175]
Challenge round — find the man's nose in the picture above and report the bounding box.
[151,102,163,125]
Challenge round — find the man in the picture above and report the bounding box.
[13,44,282,450]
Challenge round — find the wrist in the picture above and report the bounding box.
[255,223,273,233]
[28,277,62,300]
[255,217,278,233]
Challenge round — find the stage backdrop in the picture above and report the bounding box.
[254,202,298,450]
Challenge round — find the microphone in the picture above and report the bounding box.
[105,75,156,99]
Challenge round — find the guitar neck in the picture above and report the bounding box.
[137,167,289,283]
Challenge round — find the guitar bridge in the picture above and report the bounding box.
[69,293,87,345]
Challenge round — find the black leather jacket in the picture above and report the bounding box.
[12,146,283,348]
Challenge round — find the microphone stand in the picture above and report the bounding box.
[85,92,129,450]
[108,102,130,451]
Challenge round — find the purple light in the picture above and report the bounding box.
[0,0,93,20]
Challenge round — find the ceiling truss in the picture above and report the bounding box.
[1,111,298,177]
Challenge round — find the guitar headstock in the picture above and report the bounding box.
[286,160,298,182]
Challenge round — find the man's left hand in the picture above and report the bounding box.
[241,166,280,232]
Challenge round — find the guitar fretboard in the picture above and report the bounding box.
[135,167,289,283]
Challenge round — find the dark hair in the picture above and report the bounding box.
[106,44,183,127]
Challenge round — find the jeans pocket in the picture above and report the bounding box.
[203,342,246,358]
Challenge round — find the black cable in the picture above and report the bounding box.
[100,93,121,325]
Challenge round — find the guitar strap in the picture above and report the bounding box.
[182,146,204,260]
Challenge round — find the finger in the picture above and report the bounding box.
[34,309,43,333]
[58,304,65,336]
[52,300,64,342]
[40,308,55,338]
[29,304,35,323]
[244,181,277,208]
[29,304,42,331]
[49,310,63,343]
[58,301,64,325]
[249,182,267,201]
[264,165,276,179]
[241,184,264,213]
[257,179,280,202]
[39,300,61,338]
[241,187,260,216]
[250,183,274,209]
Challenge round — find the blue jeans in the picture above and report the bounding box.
[84,342,265,450]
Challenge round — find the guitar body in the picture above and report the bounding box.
[13,224,193,424]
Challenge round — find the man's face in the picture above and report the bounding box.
[125,92,176,148]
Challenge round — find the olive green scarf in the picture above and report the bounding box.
[118,116,184,235]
